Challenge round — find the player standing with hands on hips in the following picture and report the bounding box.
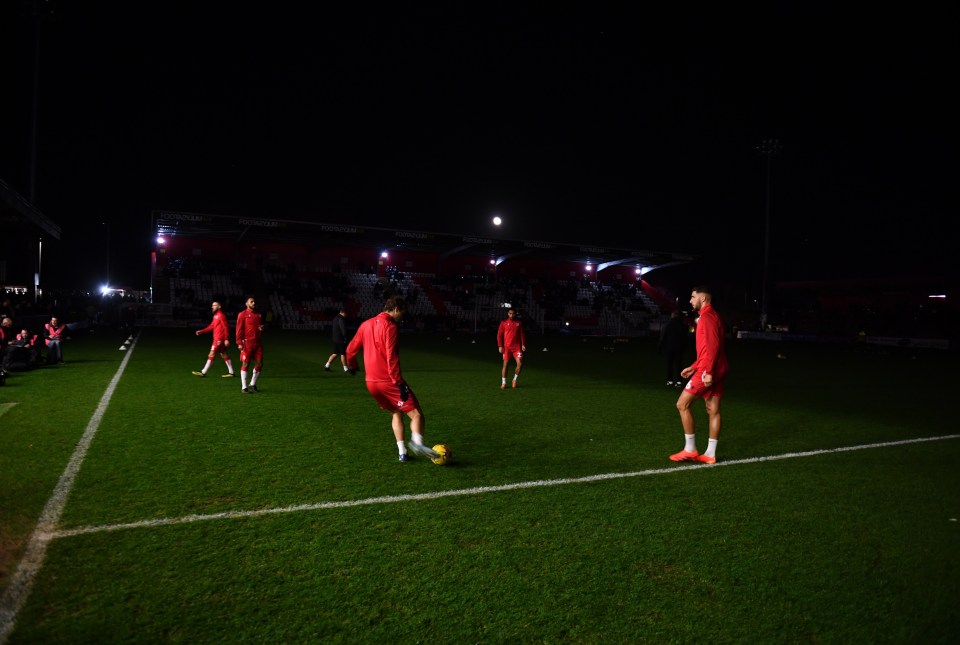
[670,285,729,464]
[236,296,264,394]
[193,301,234,378]
[346,296,438,462]
[497,307,526,389]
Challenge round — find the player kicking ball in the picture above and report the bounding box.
[346,297,439,462]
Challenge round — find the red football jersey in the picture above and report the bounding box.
[198,310,230,343]
[497,318,526,349]
[692,304,728,379]
[346,311,401,384]
[236,309,262,345]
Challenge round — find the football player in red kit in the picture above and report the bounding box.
[236,297,264,393]
[669,285,729,465]
[193,301,234,378]
[496,307,527,389]
[346,296,439,462]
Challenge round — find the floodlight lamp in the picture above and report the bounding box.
[157,236,166,245]
[489,258,495,265]
[493,216,502,226]
[100,285,111,296]
[380,251,389,259]
[585,264,592,272]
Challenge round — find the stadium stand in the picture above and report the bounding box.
[146,210,687,336]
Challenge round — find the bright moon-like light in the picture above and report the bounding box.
[492,216,502,226]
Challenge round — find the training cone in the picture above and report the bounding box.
[119,346,127,350]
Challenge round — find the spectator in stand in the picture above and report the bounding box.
[193,301,235,378]
[44,316,68,365]
[324,307,351,373]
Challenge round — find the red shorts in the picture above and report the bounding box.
[240,342,263,364]
[366,381,421,414]
[209,340,227,354]
[502,347,523,361]
[684,371,725,399]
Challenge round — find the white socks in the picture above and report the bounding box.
[412,432,425,446]
[705,438,718,458]
[224,359,234,375]
[683,435,717,456]
[202,359,212,374]
[397,440,407,456]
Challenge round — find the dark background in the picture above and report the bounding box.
[1,1,955,294]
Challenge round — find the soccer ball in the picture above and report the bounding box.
[431,444,451,465]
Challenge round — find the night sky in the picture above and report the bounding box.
[1,2,954,293]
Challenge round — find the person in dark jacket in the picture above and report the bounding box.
[3,327,39,372]
[324,307,351,373]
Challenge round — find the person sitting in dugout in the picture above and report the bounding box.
[2,328,40,372]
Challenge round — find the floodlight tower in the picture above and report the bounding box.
[758,138,781,331]
[102,221,111,288]
[28,0,56,302]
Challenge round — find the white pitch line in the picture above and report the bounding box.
[48,433,960,541]
[0,332,140,644]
